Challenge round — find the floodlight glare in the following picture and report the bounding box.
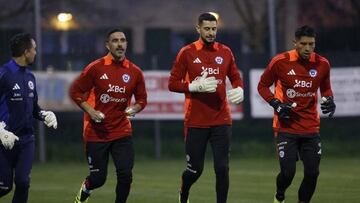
[57,13,73,23]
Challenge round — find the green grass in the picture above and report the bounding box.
[1,158,359,203]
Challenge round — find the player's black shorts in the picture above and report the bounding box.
[185,125,231,173]
[85,136,134,181]
[276,132,321,162]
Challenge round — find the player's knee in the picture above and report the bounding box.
[187,165,203,177]
[0,183,13,197]
[89,174,107,189]
[184,164,203,181]
[117,169,132,184]
[14,178,30,191]
[281,169,296,180]
[304,168,319,179]
[214,165,229,178]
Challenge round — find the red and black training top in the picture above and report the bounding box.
[70,54,147,142]
[168,39,243,128]
[258,50,333,135]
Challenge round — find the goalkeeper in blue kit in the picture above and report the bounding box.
[0,33,57,203]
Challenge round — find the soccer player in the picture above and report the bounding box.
[257,25,336,203]
[168,12,244,203]
[0,33,58,203]
[70,29,147,203]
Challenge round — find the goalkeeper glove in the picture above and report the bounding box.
[227,87,244,104]
[269,98,297,119]
[188,71,218,93]
[125,106,137,118]
[321,96,336,117]
[40,110,58,129]
[0,121,19,150]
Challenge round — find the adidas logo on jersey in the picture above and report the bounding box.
[287,69,296,75]
[193,57,202,64]
[100,74,109,80]
[12,83,20,90]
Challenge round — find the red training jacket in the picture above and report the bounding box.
[70,54,147,142]
[168,39,243,128]
[258,50,333,135]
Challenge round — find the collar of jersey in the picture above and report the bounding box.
[194,39,219,51]
[103,53,130,68]
[7,59,28,73]
[288,49,316,62]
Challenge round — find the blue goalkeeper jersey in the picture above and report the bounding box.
[0,59,43,137]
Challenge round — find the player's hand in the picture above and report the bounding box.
[0,121,19,150]
[321,96,336,117]
[188,71,218,93]
[227,87,244,104]
[125,104,142,118]
[269,98,297,119]
[88,110,105,123]
[40,110,58,129]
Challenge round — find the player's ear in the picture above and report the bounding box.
[196,24,201,34]
[292,39,297,48]
[105,42,110,51]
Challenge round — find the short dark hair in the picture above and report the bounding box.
[295,25,316,39]
[198,12,217,25]
[9,33,33,57]
[106,29,123,41]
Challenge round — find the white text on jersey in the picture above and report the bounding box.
[201,66,219,75]
[107,84,126,93]
[293,80,312,88]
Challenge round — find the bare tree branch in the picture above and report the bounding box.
[232,0,251,26]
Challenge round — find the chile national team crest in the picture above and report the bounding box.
[122,74,130,83]
[309,69,317,77]
[28,81,34,90]
[215,56,223,64]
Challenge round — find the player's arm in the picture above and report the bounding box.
[125,70,147,117]
[226,51,244,104]
[0,70,19,149]
[168,48,191,93]
[79,102,105,123]
[257,61,278,103]
[258,59,295,119]
[69,64,104,122]
[319,59,336,117]
[31,78,58,129]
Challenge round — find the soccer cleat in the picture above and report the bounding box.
[74,183,90,203]
[273,196,284,203]
[178,193,189,203]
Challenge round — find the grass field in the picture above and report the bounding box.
[1,157,359,203]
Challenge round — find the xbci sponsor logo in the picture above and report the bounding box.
[286,88,315,98]
[293,79,312,88]
[100,94,127,103]
[107,84,126,93]
[201,66,219,75]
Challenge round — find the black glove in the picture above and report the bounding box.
[321,96,336,117]
[269,98,293,119]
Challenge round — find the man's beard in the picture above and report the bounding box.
[201,36,215,45]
